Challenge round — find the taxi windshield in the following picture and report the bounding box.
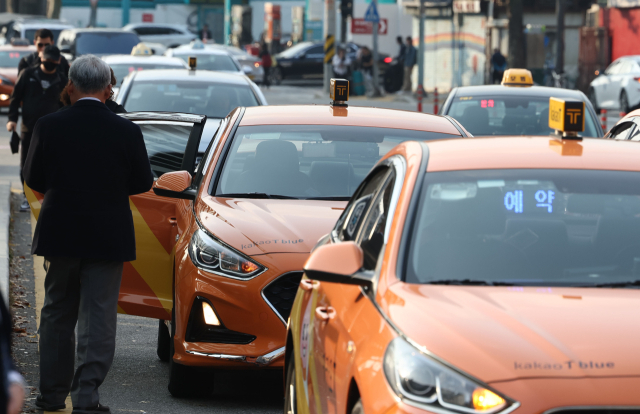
[406,169,640,287]
[173,53,238,71]
[448,96,599,137]
[0,50,32,67]
[122,80,259,118]
[110,63,184,85]
[215,125,457,200]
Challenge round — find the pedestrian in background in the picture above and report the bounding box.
[402,36,417,93]
[18,29,70,77]
[7,45,67,212]
[395,36,406,65]
[332,47,351,79]
[0,293,25,414]
[199,24,212,43]
[259,43,272,89]
[491,48,507,84]
[23,55,153,414]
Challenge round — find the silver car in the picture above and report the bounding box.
[207,44,264,83]
[165,41,253,77]
[122,23,197,49]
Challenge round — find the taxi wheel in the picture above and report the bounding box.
[351,400,363,414]
[157,320,170,362]
[620,91,630,114]
[284,355,297,414]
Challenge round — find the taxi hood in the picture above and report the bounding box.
[196,196,345,256]
[383,284,640,383]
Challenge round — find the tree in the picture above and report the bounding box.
[508,0,525,68]
[48,0,62,19]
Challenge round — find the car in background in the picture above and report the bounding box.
[102,54,188,97]
[441,69,603,137]
[0,43,35,109]
[57,28,141,61]
[271,41,389,85]
[123,23,197,49]
[165,41,251,76]
[207,44,264,82]
[0,18,73,45]
[589,55,640,114]
[116,69,266,132]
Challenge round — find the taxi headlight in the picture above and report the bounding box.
[189,229,264,279]
[383,338,513,414]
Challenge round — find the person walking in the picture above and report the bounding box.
[332,47,351,79]
[18,29,70,77]
[490,48,507,84]
[259,43,272,89]
[395,36,406,64]
[7,45,67,212]
[402,36,417,93]
[199,24,212,43]
[23,55,153,414]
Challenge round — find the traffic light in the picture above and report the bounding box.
[340,0,353,18]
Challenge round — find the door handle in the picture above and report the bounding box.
[168,217,177,225]
[315,306,336,321]
[300,279,319,291]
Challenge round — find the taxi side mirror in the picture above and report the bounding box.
[152,170,197,200]
[303,242,373,288]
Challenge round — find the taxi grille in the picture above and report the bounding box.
[262,272,303,323]
[186,296,256,344]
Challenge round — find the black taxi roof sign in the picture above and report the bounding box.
[501,69,534,87]
[549,97,585,138]
[330,78,349,107]
[188,56,197,70]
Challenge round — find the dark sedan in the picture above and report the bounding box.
[270,41,389,84]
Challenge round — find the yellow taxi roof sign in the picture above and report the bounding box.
[501,69,534,87]
[131,43,153,56]
[188,56,197,70]
[330,78,349,106]
[549,97,585,136]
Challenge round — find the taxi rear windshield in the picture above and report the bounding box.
[406,169,640,287]
[173,53,239,72]
[448,96,599,137]
[110,64,184,85]
[122,80,259,118]
[214,125,458,200]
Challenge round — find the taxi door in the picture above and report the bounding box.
[26,112,207,321]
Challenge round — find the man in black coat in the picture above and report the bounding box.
[23,55,153,414]
[18,29,70,77]
[7,45,67,212]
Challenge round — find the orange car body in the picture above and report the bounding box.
[0,45,36,107]
[286,137,640,414]
[26,107,465,382]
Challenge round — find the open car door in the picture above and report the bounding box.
[26,112,207,320]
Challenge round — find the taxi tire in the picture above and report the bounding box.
[284,355,297,414]
[350,400,363,414]
[157,319,170,362]
[620,91,630,114]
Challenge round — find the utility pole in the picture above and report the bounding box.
[122,0,130,26]
[507,0,525,68]
[323,0,336,93]
[416,0,425,111]
[90,0,99,27]
[555,0,565,77]
[370,0,381,96]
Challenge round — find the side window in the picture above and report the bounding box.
[334,167,390,242]
[605,61,620,75]
[618,61,633,74]
[137,121,195,178]
[305,46,324,57]
[629,122,640,141]
[358,170,396,270]
[610,121,635,141]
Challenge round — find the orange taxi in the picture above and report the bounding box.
[0,43,36,107]
[26,83,469,397]
[285,99,640,413]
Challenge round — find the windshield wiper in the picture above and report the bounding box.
[216,192,299,200]
[587,280,640,288]
[427,279,515,286]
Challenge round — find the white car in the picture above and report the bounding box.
[589,55,640,113]
[165,41,252,76]
[122,23,197,49]
[0,18,74,45]
[102,54,188,97]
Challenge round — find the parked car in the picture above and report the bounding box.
[271,41,389,85]
[589,55,640,113]
[0,18,73,45]
[57,28,141,61]
[166,41,251,76]
[122,23,197,49]
[207,44,264,82]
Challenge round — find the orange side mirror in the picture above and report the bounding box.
[303,242,372,287]
[153,170,196,200]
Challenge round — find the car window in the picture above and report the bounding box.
[277,41,314,58]
[605,61,620,75]
[214,125,456,200]
[0,50,32,68]
[109,63,185,85]
[123,80,259,118]
[169,28,184,35]
[173,53,238,71]
[610,121,635,140]
[76,32,140,55]
[335,167,390,242]
[136,121,195,178]
[357,170,396,270]
[305,45,324,56]
[25,29,63,43]
[617,60,634,74]
[448,95,599,137]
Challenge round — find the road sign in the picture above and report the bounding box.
[364,1,379,23]
[453,0,480,13]
[351,18,387,35]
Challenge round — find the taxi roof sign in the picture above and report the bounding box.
[330,78,349,107]
[131,43,153,56]
[188,56,197,70]
[549,97,585,138]
[501,69,534,87]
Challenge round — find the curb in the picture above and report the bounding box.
[0,183,10,304]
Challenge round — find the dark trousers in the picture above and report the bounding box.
[19,130,32,189]
[39,257,123,408]
[263,66,270,88]
[493,70,504,84]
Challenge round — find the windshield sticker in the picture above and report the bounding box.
[514,361,615,370]
[459,96,472,100]
[241,239,304,250]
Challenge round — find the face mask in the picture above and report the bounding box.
[43,61,58,71]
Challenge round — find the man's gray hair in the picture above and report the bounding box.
[69,55,111,93]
